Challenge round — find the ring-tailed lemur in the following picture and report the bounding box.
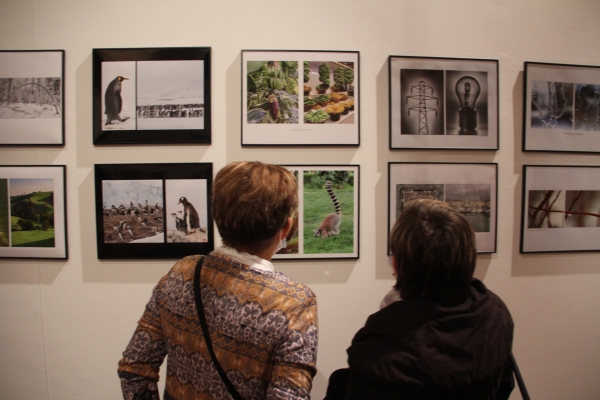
[314,180,342,238]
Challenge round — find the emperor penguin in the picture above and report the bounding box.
[104,76,129,125]
[177,197,200,235]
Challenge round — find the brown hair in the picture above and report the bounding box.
[390,199,477,304]
[212,161,298,251]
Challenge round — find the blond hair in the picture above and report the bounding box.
[212,161,297,251]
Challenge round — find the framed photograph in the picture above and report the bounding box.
[0,50,64,146]
[93,47,211,145]
[273,165,359,260]
[0,165,67,259]
[242,50,360,146]
[389,56,499,150]
[388,162,497,253]
[94,163,213,259]
[521,165,600,253]
[523,62,600,153]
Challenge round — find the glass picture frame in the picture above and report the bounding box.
[0,165,68,259]
[523,61,600,153]
[0,50,65,146]
[388,162,498,253]
[521,165,600,253]
[93,47,211,145]
[242,50,360,146]
[389,56,499,150]
[94,162,213,259]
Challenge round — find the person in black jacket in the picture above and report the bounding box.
[342,199,514,400]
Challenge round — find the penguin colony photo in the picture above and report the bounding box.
[102,200,164,243]
[104,76,130,125]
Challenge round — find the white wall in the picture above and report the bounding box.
[1,0,600,398]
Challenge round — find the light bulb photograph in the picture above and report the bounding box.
[389,56,498,150]
[446,71,488,136]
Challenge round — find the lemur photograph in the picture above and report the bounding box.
[165,179,208,243]
[303,169,356,255]
[272,166,359,260]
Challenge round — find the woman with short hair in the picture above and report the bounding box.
[343,199,514,399]
[119,161,318,400]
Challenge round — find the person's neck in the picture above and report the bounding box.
[231,244,275,262]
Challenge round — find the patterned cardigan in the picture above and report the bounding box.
[118,253,318,400]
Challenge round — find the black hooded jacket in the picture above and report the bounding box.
[345,279,514,400]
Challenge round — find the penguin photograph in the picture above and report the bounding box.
[101,179,164,243]
[101,61,136,130]
[165,178,208,243]
[136,60,205,131]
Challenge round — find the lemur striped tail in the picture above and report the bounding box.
[326,181,341,214]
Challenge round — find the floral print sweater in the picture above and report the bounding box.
[118,252,318,400]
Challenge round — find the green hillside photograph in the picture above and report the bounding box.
[10,178,55,248]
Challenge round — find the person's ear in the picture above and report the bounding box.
[281,217,292,239]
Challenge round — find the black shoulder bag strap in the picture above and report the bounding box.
[193,257,244,400]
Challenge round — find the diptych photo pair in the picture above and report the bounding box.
[93,47,211,145]
[94,163,213,259]
[388,163,498,254]
[389,56,499,150]
[242,50,360,146]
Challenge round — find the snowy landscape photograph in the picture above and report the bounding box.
[0,50,64,145]
[137,60,204,130]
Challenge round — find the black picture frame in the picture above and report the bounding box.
[521,165,600,253]
[273,165,359,260]
[0,165,68,259]
[389,56,499,150]
[0,50,65,146]
[94,163,213,259]
[93,47,211,145]
[242,50,360,146]
[388,162,498,253]
[523,61,600,153]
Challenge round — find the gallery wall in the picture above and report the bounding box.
[1,0,600,398]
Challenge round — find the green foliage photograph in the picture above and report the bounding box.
[247,61,299,124]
